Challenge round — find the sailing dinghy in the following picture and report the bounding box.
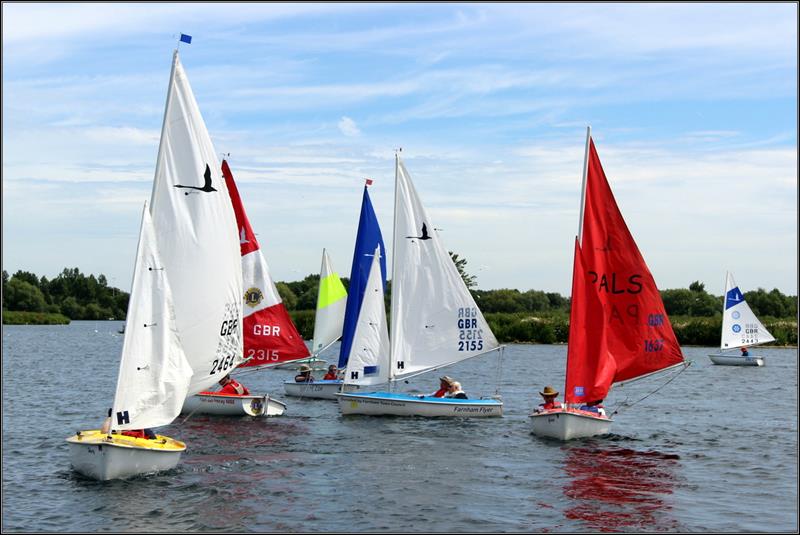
[67,49,244,479]
[337,155,503,417]
[530,128,688,440]
[284,249,350,399]
[708,272,774,366]
[182,160,309,417]
[286,182,385,399]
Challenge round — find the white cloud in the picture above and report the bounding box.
[338,116,361,137]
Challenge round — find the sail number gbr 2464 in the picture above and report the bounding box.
[209,317,239,375]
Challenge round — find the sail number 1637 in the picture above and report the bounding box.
[644,339,664,352]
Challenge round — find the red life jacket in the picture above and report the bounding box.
[220,380,249,396]
[323,372,338,380]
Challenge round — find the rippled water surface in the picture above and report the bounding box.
[2,321,798,532]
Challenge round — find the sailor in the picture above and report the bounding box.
[218,374,250,395]
[429,376,454,398]
[322,364,339,381]
[444,381,468,399]
[294,364,315,383]
[535,385,563,411]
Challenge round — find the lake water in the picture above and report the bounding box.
[2,321,798,532]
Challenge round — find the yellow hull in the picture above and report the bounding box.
[66,430,185,480]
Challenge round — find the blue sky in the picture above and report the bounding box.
[3,3,797,296]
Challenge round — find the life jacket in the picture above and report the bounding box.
[431,387,448,398]
[323,372,338,380]
[220,380,249,396]
[541,400,563,410]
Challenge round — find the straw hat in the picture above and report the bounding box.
[540,385,559,397]
[299,364,312,372]
[439,375,454,386]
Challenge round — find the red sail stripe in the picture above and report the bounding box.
[222,160,310,367]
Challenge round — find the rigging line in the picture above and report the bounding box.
[493,345,506,397]
[611,361,692,416]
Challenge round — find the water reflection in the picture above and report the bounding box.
[561,444,682,532]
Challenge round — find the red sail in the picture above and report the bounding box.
[570,138,683,398]
[565,238,616,405]
[223,160,310,368]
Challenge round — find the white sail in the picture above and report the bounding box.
[343,246,390,386]
[390,156,499,381]
[720,272,775,349]
[311,249,348,355]
[149,50,243,395]
[111,203,193,431]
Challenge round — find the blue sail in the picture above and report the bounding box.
[338,186,387,368]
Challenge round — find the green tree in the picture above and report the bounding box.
[5,278,47,312]
[449,251,477,290]
[276,282,298,311]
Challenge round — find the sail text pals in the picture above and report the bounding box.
[457,307,484,352]
[588,271,643,294]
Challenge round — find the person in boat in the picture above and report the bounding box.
[428,376,455,398]
[101,408,156,439]
[741,347,750,356]
[444,381,468,399]
[322,364,339,381]
[534,385,563,412]
[217,374,250,396]
[295,364,315,383]
[579,399,607,417]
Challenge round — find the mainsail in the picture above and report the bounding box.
[222,159,310,368]
[149,50,243,396]
[565,133,684,405]
[311,249,348,356]
[338,184,387,368]
[342,245,390,387]
[720,272,775,349]
[390,156,499,380]
[111,203,193,431]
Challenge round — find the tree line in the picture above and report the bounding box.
[2,267,796,346]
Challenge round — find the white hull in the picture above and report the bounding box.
[529,409,613,440]
[66,430,185,481]
[337,392,503,417]
[708,354,764,366]
[283,380,363,400]
[181,392,286,417]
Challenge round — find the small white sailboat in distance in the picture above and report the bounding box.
[708,272,775,366]
[284,248,351,400]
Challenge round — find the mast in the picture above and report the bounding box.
[149,49,179,210]
[566,126,591,404]
[389,151,401,391]
[577,126,591,246]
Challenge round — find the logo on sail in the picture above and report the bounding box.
[732,324,741,333]
[406,222,432,241]
[244,287,264,308]
[174,164,218,195]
